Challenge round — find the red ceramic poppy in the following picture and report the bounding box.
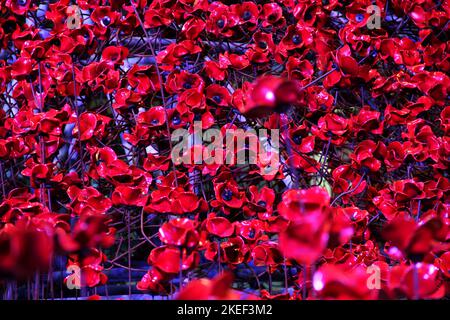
[0,222,53,279]
[204,215,234,238]
[1,0,449,302]
[278,187,330,222]
[238,76,299,118]
[388,263,445,299]
[176,272,244,300]
[313,264,377,300]
[218,237,250,265]
[382,213,447,258]
[137,268,172,294]
[159,218,199,248]
[149,245,199,274]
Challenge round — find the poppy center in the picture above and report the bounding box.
[216,19,225,28]
[222,189,233,201]
[292,35,302,45]
[242,11,252,21]
[355,14,364,22]
[151,119,160,125]
[212,95,222,103]
[183,82,192,89]
[268,13,277,22]
[322,0,329,5]
[257,200,267,207]
[292,134,302,144]
[248,228,255,239]
[101,16,111,27]
[18,0,27,5]
[360,166,370,175]
[258,41,268,49]
[109,53,119,61]
[172,115,181,125]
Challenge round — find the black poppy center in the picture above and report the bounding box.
[172,115,181,125]
[222,189,233,201]
[258,41,268,49]
[292,134,302,144]
[216,19,225,28]
[101,16,111,26]
[242,11,252,21]
[292,35,302,45]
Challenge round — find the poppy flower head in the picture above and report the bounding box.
[278,187,331,222]
[0,0,449,302]
[159,218,199,248]
[239,76,300,118]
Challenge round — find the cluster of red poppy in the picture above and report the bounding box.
[0,0,449,300]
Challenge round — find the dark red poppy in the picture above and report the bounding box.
[0,222,53,279]
[387,263,445,299]
[137,268,172,294]
[252,242,284,268]
[148,245,199,274]
[112,186,147,206]
[239,76,299,118]
[230,2,259,28]
[244,185,275,219]
[6,0,33,15]
[332,165,367,203]
[137,106,167,128]
[206,2,235,38]
[127,64,161,94]
[311,113,350,146]
[101,46,129,66]
[350,140,386,172]
[1,0,449,302]
[166,70,205,94]
[218,237,250,265]
[279,216,330,265]
[261,3,285,28]
[159,218,199,248]
[382,213,447,258]
[156,40,202,71]
[235,219,264,242]
[206,84,231,107]
[180,17,205,40]
[278,187,330,222]
[313,264,377,300]
[211,179,246,212]
[176,272,248,300]
[204,215,234,238]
